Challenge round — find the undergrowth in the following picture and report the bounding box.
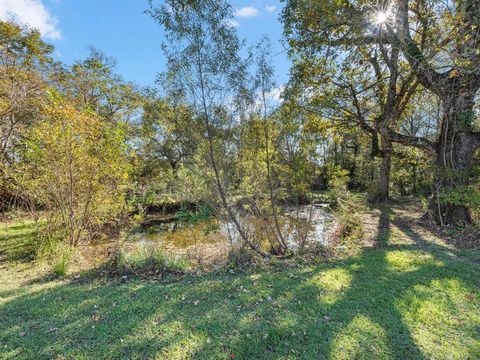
[109,244,188,278]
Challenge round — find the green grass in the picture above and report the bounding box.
[0,220,37,263]
[0,209,479,359]
[114,244,188,275]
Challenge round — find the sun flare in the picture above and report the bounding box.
[375,10,390,24]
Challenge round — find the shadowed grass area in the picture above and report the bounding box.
[0,221,37,263]
[0,210,479,359]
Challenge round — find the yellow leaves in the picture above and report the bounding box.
[0,21,22,39]
[303,114,331,135]
[17,95,130,241]
[449,69,460,79]
[0,97,10,114]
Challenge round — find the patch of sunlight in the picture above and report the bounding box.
[249,273,261,280]
[330,315,391,359]
[385,250,443,272]
[155,332,207,359]
[308,268,352,304]
[1,348,22,359]
[123,320,208,359]
[0,220,35,232]
[274,312,298,329]
[388,226,416,245]
[396,278,480,359]
[238,312,258,328]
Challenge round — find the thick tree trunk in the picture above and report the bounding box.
[392,0,480,225]
[376,137,392,202]
[429,96,479,226]
[377,154,391,201]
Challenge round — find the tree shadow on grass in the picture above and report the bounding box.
[0,206,479,359]
[0,227,37,263]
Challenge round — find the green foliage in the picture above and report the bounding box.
[335,209,364,256]
[325,166,350,206]
[438,186,480,208]
[331,192,365,258]
[32,226,72,273]
[0,220,37,262]
[0,20,53,66]
[282,0,480,224]
[60,47,142,122]
[175,205,213,226]
[132,95,208,211]
[16,93,130,246]
[236,116,273,201]
[0,21,53,207]
[51,248,72,277]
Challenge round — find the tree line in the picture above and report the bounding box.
[0,0,478,259]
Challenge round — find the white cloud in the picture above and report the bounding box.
[226,19,240,28]
[265,85,284,103]
[235,6,259,18]
[0,0,61,40]
[253,86,285,111]
[265,5,277,13]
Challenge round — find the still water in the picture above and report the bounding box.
[125,205,334,266]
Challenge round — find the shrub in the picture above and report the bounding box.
[16,93,130,246]
[332,196,364,256]
[51,254,69,277]
[226,247,258,269]
[325,166,351,207]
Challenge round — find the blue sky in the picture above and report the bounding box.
[0,0,290,88]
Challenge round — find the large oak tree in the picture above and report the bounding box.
[283,0,480,225]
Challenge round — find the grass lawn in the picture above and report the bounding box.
[0,207,479,359]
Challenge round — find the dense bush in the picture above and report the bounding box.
[16,93,130,246]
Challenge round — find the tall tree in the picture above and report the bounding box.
[285,46,420,201]
[147,0,268,255]
[0,21,53,208]
[393,0,480,224]
[252,36,288,252]
[57,48,142,124]
[283,0,479,223]
[0,21,52,164]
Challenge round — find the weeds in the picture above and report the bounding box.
[110,244,187,278]
[330,192,365,257]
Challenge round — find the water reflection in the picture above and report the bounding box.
[126,205,333,265]
[220,205,333,249]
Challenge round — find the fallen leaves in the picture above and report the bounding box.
[91,313,102,322]
[466,294,475,301]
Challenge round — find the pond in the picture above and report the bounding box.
[124,205,335,267]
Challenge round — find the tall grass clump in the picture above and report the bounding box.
[111,244,187,278]
[36,236,73,277]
